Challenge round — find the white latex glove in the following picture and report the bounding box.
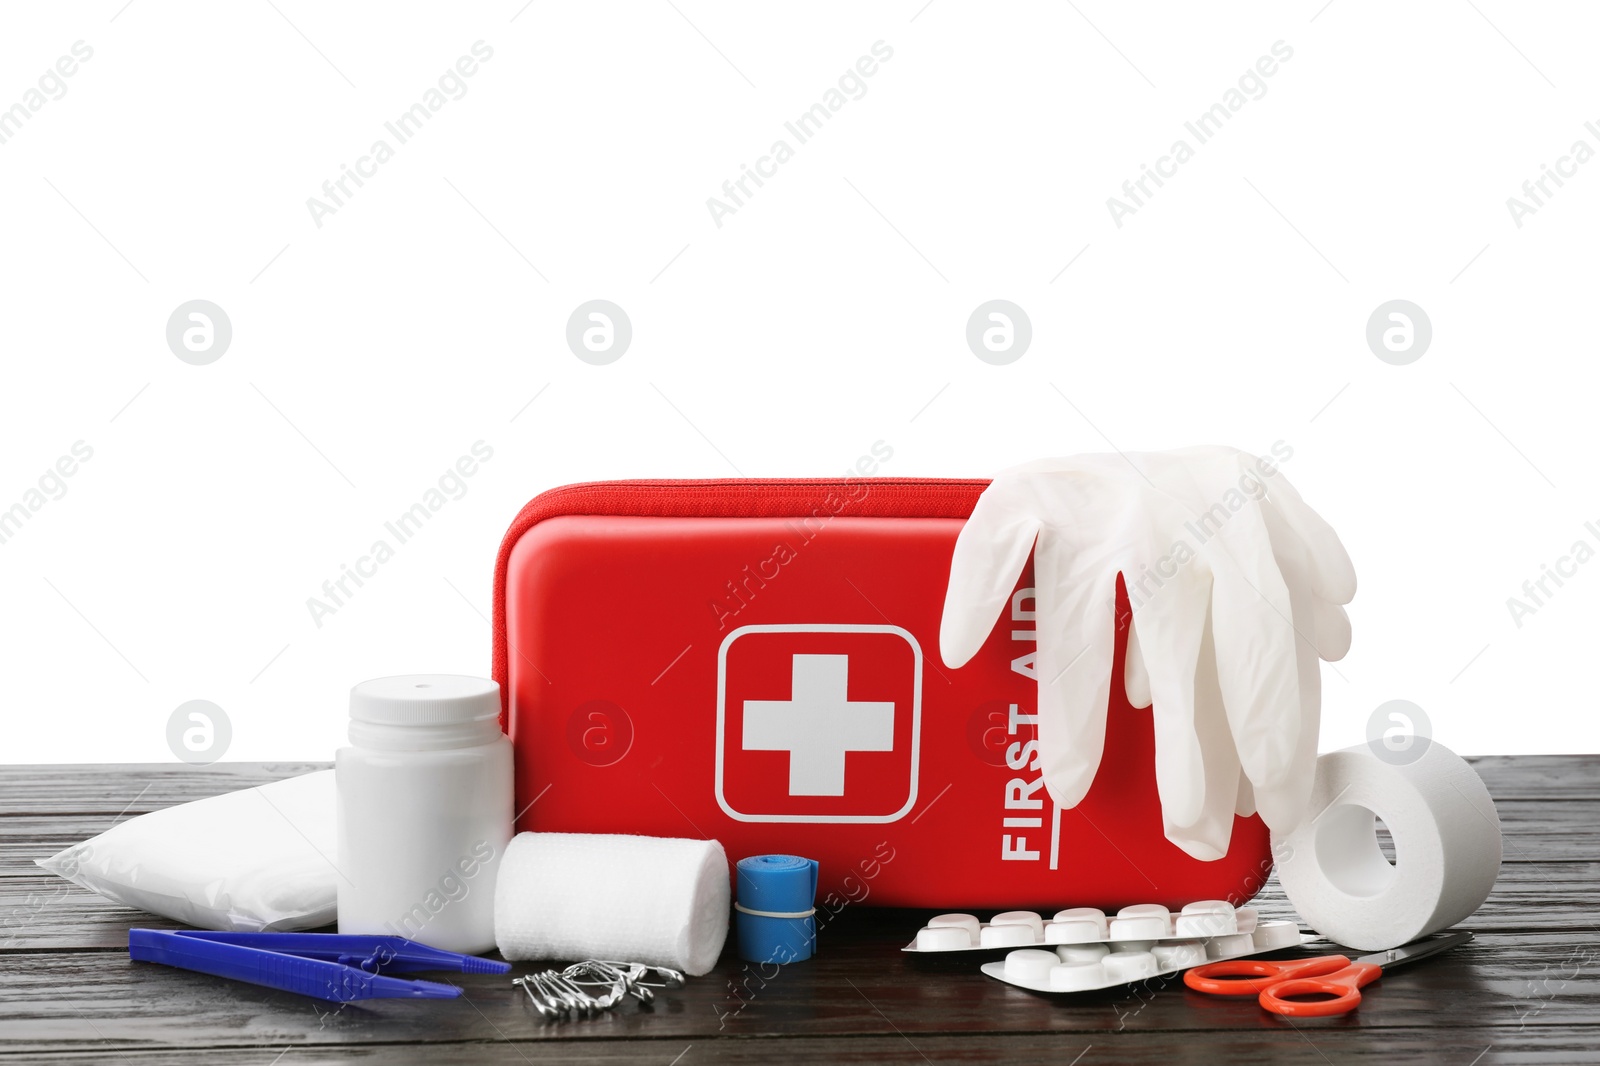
[939,448,1355,860]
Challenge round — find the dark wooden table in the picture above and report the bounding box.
[1,757,1594,1064]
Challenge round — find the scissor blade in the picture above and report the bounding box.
[1355,930,1474,970]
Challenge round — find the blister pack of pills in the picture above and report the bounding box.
[905,901,1305,993]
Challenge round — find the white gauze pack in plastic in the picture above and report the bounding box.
[36,770,337,931]
[495,832,730,976]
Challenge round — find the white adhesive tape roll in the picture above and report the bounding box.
[1273,742,1502,952]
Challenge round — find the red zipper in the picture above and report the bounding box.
[490,477,990,717]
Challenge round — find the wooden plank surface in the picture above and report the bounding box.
[0,929,1591,1051]
[1,1029,1596,1066]
[1,758,1596,1062]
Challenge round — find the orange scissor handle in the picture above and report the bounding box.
[1259,962,1383,1017]
[1184,955,1351,997]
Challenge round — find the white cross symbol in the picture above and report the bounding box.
[742,653,895,796]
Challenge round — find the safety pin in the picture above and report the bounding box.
[513,959,680,1021]
[511,974,562,1021]
[567,961,656,1004]
[590,960,686,988]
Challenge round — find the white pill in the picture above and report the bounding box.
[1050,961,1108,991]
[1118,904,1171,921]
[928,913,981,936]
[1234,908,1259,934]
[980,923,1038,948]
[1051,907,1109,937]
[1252,920,1300,951]
[1175,911,1237,938]
[1180,899,1235,916]
[1055,943,1111,964]
[1044,920,1105,945]
[990,910,1044,935]
[916,926,973,951]
[1102,950,1158,982]
[1205,933,1256,959]
[1004,949,1059,983]
[1109,915,1169,940]
[1110,939,1156,954]
[1152,940,1208,970]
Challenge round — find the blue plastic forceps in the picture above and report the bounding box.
[129,928,511,1002]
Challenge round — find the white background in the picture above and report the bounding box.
[2,1,1595,763]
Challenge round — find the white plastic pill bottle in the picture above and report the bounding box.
[336,674,512,954]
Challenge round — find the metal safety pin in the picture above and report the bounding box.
[567,961,656,1003]
[513,959,683,1022]
[590,960,686,988]
[511,974,562,1021]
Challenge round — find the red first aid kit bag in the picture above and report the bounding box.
[492,477,1272,909]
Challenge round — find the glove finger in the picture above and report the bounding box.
[1248,498,1323,832]
[1033,535,1120,810]
[1257,466,1356,605]
[1235,767,1256,818]
[1161,608,1243,860]
[1128,568,1209,829]
[1312,599,1352,662]
[940,488,1041,669]
[1123,615,1152,709]
[1203,503,1302,794]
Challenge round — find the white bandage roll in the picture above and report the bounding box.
[1273,742,1501,952]
[494,832,730,976]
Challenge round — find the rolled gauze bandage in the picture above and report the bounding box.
[1273,741,1501,952]
[735,854,818,964]
[494,832,730,975]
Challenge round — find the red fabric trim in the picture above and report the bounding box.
[490,478,990,725]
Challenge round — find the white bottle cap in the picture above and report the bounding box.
[349,674,501,726]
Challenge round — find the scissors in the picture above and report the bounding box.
[1184,930,1473,1017]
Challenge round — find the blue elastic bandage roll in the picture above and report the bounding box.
[735,854,818,964]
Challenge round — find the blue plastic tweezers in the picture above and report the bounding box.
[128,929,512,1002]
